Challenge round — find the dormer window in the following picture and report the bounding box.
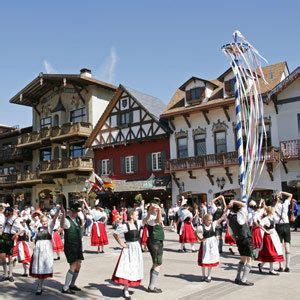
[224,78,236,97]
[186,87,205,104]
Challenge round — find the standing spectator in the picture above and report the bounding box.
[160,204,166,226]
[111,206,118,228]
[292,199,299,232]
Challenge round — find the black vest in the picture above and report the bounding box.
[202,224,216,239]
[264,217,275,230]
[213,207,224,221]
[124,222,139,242]
[228,213,251,240]
[36,227,52,241]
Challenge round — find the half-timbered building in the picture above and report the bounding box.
[86,85,171,207]
[161,62,295,204]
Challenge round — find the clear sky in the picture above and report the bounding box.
[0,1,298,128]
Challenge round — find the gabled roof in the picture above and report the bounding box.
[269,66,300,96]
[86,85,168,148]
[179,76,219,91]
[161,61,288,118]
[9,73,117,107]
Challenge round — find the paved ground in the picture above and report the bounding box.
[1,228,300,299]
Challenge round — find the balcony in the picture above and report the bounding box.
[280,139,299,160]
[39,157,93,175]
[0,148,32,164]
[16,172,42,185]
[0,174,17,187]
[165,149,279,173]
[17,122,93,148]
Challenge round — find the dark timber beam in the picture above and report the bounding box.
[224,167,233,184]
[281,160,288,174]
[206,169,214,185]
[271,94,278,114]
[202,110,210,125]
[188,170,196,179]
[266,162,274,181]
[72,84,86,105]
[223,106,230,122]
[171,172,180,188]
[183,114,191,128]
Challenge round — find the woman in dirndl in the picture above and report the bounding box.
[91,208,109,253]
[30,208,60,295]
[112,209,143,300]
[51,215,64,260]
[196,210,227,283]
[257,206,284,275]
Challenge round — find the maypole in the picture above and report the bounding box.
[221,31,268,203]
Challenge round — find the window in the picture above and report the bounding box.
[40,117,52,128]
[40,148,52,161]
[118,111,133,125]
[194,134,206,156]
[186,87,205,103]
[152,152,162,171]
[101,159,110,175]
[69,145,85,158]
[177,137,188,158]
[125,156,134,173]
[224,78,236,97]
[214,131,227,153]
[70,107,87,123]
[259,123,272,148]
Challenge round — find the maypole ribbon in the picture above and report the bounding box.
[221,30,268,203]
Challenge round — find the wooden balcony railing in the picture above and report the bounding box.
[16,172,41,184]
[0,148,32,163]
[165,148,279,173]
[39,157,93,174]
[17,122,93,148]
[0,174,18,186]
[280,139,299,160]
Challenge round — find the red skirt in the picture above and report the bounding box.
[198,242,219,267]
[252,226,263,250]
[91,222,109,246]
[52,231,64,253]
[257,234,284,263]
[17,241,31,263]
[179,221,198,243]
[225,227,235,245]
[140,227,148,246]
[112,251,141,287]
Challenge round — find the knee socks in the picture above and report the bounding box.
[63,270,74,291]
[236,262,244,281]
[241,264,251,283]
[70,270,79,287]
[149,268,159,290]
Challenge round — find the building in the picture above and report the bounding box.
[161,62,292,204]
[0,125,32,206]
[9,69,116,208]
[269,67,300,200]
[86,84,171,207]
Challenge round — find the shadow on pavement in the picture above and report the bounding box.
[85,282,123,298]
[164,273,201,282]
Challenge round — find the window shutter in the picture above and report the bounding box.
[129,111,133,123]
[97,160,102,176]
[117,114,121,126]
[109,158,114,174]
[120,157,125,174]
[133,156,138,173]
[146,153,152,171]
[161,151,166,170]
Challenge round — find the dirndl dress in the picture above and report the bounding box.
[252,225,263,250]
[17,235,32,264]
[30,226,54,279]
[225,226,235,245]
[197,223,219,267]
[140,226,148,246]
[91,221,109,246]
[52,230,64,253]
[112,221,143,287]
[179,220,198,243]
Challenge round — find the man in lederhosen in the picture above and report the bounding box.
[60,201,84,294]
[0,206,23,282]
[143,198,164,293]
[227,200,254,286]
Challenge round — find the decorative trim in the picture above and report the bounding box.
[175,129,188,138]
[192,126,206,136]
[212,119,229,134]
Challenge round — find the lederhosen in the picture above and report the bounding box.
[213,207,224,236]
[275,204,291,244]
[64,216,84,264]
[0,218,17,255]
[228,213,253,257]
[124,222,139,242]
[147,223,164,266]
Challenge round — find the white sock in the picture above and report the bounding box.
[286,253,291,269]
[181,243,184,250]
[23,263,29,274]
[37,279,44,292]
[63,270,74,291]
[70,271,79,287]
[270,262,274,272]
[207,267,212,279]
[191,243,195,251]
[124,285,130,297]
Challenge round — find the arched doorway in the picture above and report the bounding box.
[38,189,53,210]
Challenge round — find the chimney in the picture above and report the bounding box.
[80,68,92,78]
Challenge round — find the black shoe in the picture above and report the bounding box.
[35,290,42,295]
[229,248,235,255]
[21,273,28,277]
[192,250,198,253]
[147,287,163,293]
[284,267,290,273]
[7,277,14,282]
[234,278,241,285]
[183,248,187,252]
[62,288,76,294]
[258,263,263,273]
[70,285,82,291]
[269,271,279,276]
[178,249,184,253]
[239,281,254,286]
[277,267,284,272]
[54,257,60,261]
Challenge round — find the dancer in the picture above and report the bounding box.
[178,204,197,252]
[61,201,84,294]
[112,209,143,300]
[210,195,226,254]
[143,199,164,293]
[227,200,254,286]
[0,207,23,282]
[30,209,60,295]
[51,210,64,260]
[257,206,284,275]
[91,205,109,253]
[274,191,293,272]
[112,206,118,228]
[196,209,228,282]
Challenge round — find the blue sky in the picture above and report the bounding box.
[0,1,298,127]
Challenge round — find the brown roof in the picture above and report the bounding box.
[10,73,117,107]
[161,62,288,118]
